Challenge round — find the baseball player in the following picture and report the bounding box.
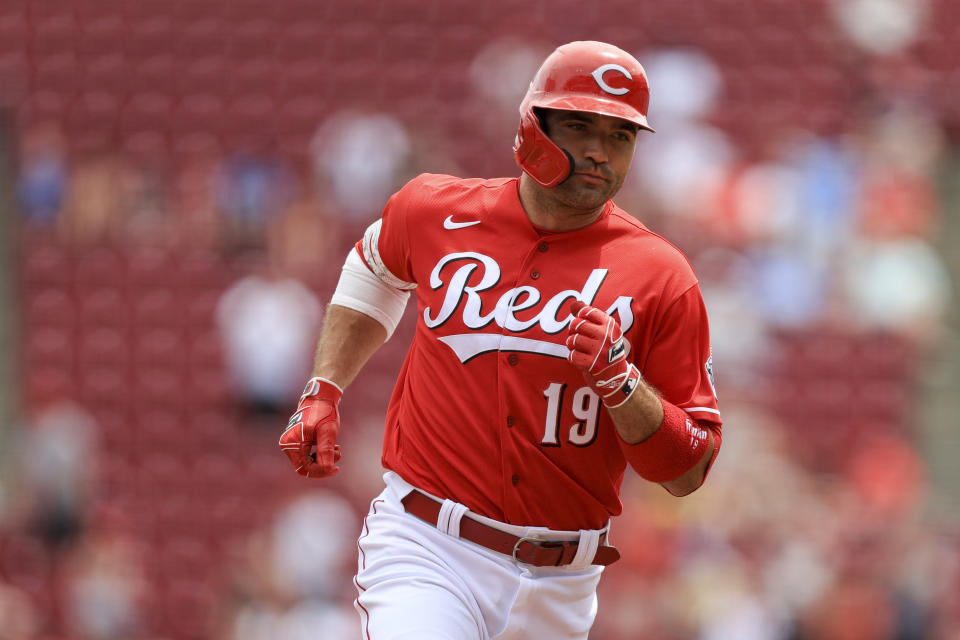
[280,41,722,639]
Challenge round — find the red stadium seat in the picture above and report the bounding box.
[186,409,234,450]
[78,364,127,409]
[378,0,438,28]
[25,325,73,368]
[183,368,229,410]
[80,52,128,98]
[74,246,126,287]
[226,58,279,99]
[31,52,81,97]
[92,407,137,457]
[175,18,227,60]
[30,13,76,57]
[124,15,174,61]
[132,288,182,330]
[20,242,73,286]
[178,249,231,291]
[133,326,184,369]
[23,365,76,407]
[18,90,68,125]
[135,409,187,454]
[24,286,75,327]
[226,18,281,59]
[65,89,122,136]
[191,452,236,496]
[126,245,174,287]
[0,51,28,102]
[173,91,226,135]
[119,92,175,138]
[275,22,331,63]
[171,130,223,159]
[97,452,140,498]
[76,326,128,370]
[127,53,176,97]
[76,14,126,58]
[184,328,223,372]
[223,93,277,142]
[0,13,28,57]
[77,286,129,328]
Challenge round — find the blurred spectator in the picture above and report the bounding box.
[642,47,724,124]
[748,245,830,328]
[268,491,359,601]
[468,36,552,137]
[223,492,359,640]
[695,248,769,390]
[216,256,322,423]
[216,151,296,254]
[841,234,951,340]
[310,110,410,222]
[626,48,737,225]
[266,183,343,278]
[831,0,928,56]
[785,134,859,265]
[857,104,945,239]
[60,153,124,245]
[117,133,171,246]
[14,402,99,551]
[171,149,223,250]
[16,122,68,226]
[62,527,147,640]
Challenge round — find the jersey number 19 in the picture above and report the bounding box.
[542,383,601,447]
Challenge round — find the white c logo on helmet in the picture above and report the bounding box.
[591,64,632,96]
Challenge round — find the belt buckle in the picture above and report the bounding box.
[511,535,546,563]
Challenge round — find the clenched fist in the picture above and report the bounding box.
[279,377,343,478]
[566,301,641,407]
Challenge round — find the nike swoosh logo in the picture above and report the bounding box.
[443,215,481,230]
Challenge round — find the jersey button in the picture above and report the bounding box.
[511,474,520,486]
[507,354,519,366]
[537,242,549,253]
[506,415,514,427]
[530,270,540,279]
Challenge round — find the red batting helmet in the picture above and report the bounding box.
[513,41,654,188]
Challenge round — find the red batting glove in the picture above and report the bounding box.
[279,377,343,478]
[566,301,641,407]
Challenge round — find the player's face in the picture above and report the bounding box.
[541,109,638,211]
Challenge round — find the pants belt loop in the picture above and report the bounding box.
[436,499,469,538]
[570,528,601,569]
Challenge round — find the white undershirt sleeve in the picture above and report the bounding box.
[329,248,412,340]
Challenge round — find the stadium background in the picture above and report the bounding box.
[1,0,959,638]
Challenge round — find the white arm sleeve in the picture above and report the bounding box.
[329,248,411,340]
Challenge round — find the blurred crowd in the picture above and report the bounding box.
[2,0,960,638]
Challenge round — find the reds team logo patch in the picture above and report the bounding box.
[705,353,717,399]
[591,64,632,96]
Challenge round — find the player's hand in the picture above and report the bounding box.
[566,301,641,407]
[279,377,343,478]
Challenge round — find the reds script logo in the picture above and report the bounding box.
[424,252,634,363]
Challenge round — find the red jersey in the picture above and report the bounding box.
[355,173,721,531]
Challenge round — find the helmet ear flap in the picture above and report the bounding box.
[513,109,574,188]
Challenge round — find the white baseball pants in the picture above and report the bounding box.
[353,472,606,640]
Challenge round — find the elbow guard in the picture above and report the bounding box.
[329,248,411,339]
